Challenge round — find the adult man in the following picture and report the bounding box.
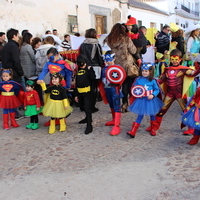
[2,28,24,83]
[53,29,58,36]
[155,25,170,54]
[0,32,6,71]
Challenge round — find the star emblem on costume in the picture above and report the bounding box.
[134,88,142,95]
[112,72,118,79]
[195,122,200,125]
[131,85,145,97]
[144,84,149,91]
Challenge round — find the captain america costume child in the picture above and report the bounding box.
[182,87,200,145]
[101,51,125,136]
[0,69,22,130]
[24,80,41,130]
[127,63,163,138]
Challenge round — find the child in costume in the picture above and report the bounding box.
[127,63,163,138]
[0,69,22,130]
[37,47,73,126]
[74,54,96,134]
[101,51,124,136]
[182,87,200,145]
[40,73,73,134]
[148,49,200,135]
[24,80,41,130]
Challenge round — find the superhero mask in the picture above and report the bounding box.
[170,55,181,64]
[141,63,153,70]
[103,53,115,62]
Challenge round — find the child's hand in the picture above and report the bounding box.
[37,80,44,84]
[64,106,68,110]
[74,96,79,103]
[88,66,91,70]
[36,107,40,111]
[24,107,26,110]
[148,95,154,100]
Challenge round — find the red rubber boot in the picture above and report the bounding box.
[183,127,194,135]
[146,116,163,131]
[110,112,121,136]
[3,114,10,130]
[105,108,115,126]
[10,112,19,128]
[150,121,157,136]
[127,122,140,138]
[188,134,200,145]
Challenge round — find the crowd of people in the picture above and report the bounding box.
[0,16,200,145]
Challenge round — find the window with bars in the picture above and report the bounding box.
[68,15,78,33]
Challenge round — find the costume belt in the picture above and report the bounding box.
[77,86,91,93]
[144,90,153,97]
[1,92,14,96]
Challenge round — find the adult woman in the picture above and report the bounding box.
[186,26,200,55]
[171,29,185,56]
[79,28,104,112]
[104,23,137,112]
[31,37,41,54]
[20,32,36,80]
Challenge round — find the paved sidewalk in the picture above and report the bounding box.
[0,101,199,200]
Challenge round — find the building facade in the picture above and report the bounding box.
[0,0,199,38]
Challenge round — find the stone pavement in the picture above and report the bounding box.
[0,101,200,200]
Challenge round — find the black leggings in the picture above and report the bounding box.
[122,76,135,104]
[30,115,38,123]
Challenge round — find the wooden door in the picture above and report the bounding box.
[95,15,105,35]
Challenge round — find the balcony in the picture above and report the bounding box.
[175,3,200,20]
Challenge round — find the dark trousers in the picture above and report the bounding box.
[122,76,135,104]
[79,92,92,125]
[30,115,38,123]
[90,79,99,109]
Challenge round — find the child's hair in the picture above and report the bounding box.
[139,63,154,81]
[76,54,87,67]
[170,49,182,58]
[26,80,35,88]
[1,68,13,79]
[47,47,58,56]
[51,73,63,83]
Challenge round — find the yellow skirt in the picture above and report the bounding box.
[43,99,73,118]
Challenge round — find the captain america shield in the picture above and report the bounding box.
[106,65,126,84]
[131,85,145,98]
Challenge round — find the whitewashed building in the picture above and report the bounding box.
[0,0,199,37]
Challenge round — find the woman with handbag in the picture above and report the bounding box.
[79,28,104,113]
[104,23,138,112]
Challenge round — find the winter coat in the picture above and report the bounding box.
[2,40,24,83]
[105,37,137,73]
[20,43,36,78]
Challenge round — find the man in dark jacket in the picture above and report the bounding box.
[2,28,24,83]
[155,25,170,54]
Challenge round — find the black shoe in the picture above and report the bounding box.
[15,113,25,120]
[79,118,87,124]
[85,125,93,134]
[91,108,99,113]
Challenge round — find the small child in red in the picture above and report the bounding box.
[24,80,41,130]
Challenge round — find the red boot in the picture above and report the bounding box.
[127,122,140,138]
[146,116,162,131]
[110,112,121,136]
[105,108,115,126]
[188,134,200,145]
[183,127,194,135]
[150,121,157,136]
[10,112,19,128]
[3,114,10,130]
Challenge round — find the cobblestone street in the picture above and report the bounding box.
[0,101,200,200]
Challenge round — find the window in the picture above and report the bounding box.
[68,15,78,33]
[150,22,156,28]
[138,20,142,27]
